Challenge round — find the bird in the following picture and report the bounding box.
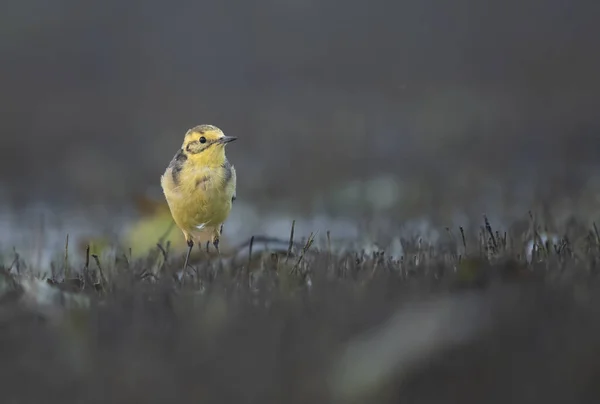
[160,124,237,278]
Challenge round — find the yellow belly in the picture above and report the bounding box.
[161,171,234,240]
[174,189,232,232]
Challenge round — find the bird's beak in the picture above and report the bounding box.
[219,136,237,144]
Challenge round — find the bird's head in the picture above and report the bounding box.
[181,124,237,166]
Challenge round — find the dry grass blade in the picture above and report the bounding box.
[483,215,497,251]
[286,220,296,264]
[84,245,90,272]
[91,254,107,287]
[593,222,600,250]
[247,235,255,283]
[158,221,175,246]
[156,242,169,263]
[459,226,467,253]
[64,234,70,279]
[8,249,20,274]
[291,231,316,275]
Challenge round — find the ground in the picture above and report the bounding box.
[1,212,600,404]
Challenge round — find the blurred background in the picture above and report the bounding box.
[1,0,599,266]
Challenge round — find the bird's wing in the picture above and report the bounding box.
[231,164,237,202]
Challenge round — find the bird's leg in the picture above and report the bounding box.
[211,227,222,255]
[181,238,194,280]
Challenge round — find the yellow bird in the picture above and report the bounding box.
[160,124,237,273]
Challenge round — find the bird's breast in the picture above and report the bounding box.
[161,165,234,231]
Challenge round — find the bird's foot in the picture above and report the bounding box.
[213,236,220,255]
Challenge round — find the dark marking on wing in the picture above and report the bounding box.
[223,159,236,202]
[170,149,187,185]
[222,158,233,185]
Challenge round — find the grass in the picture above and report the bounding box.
[2,213,600,403]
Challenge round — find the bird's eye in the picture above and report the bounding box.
[199,136,207,144]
